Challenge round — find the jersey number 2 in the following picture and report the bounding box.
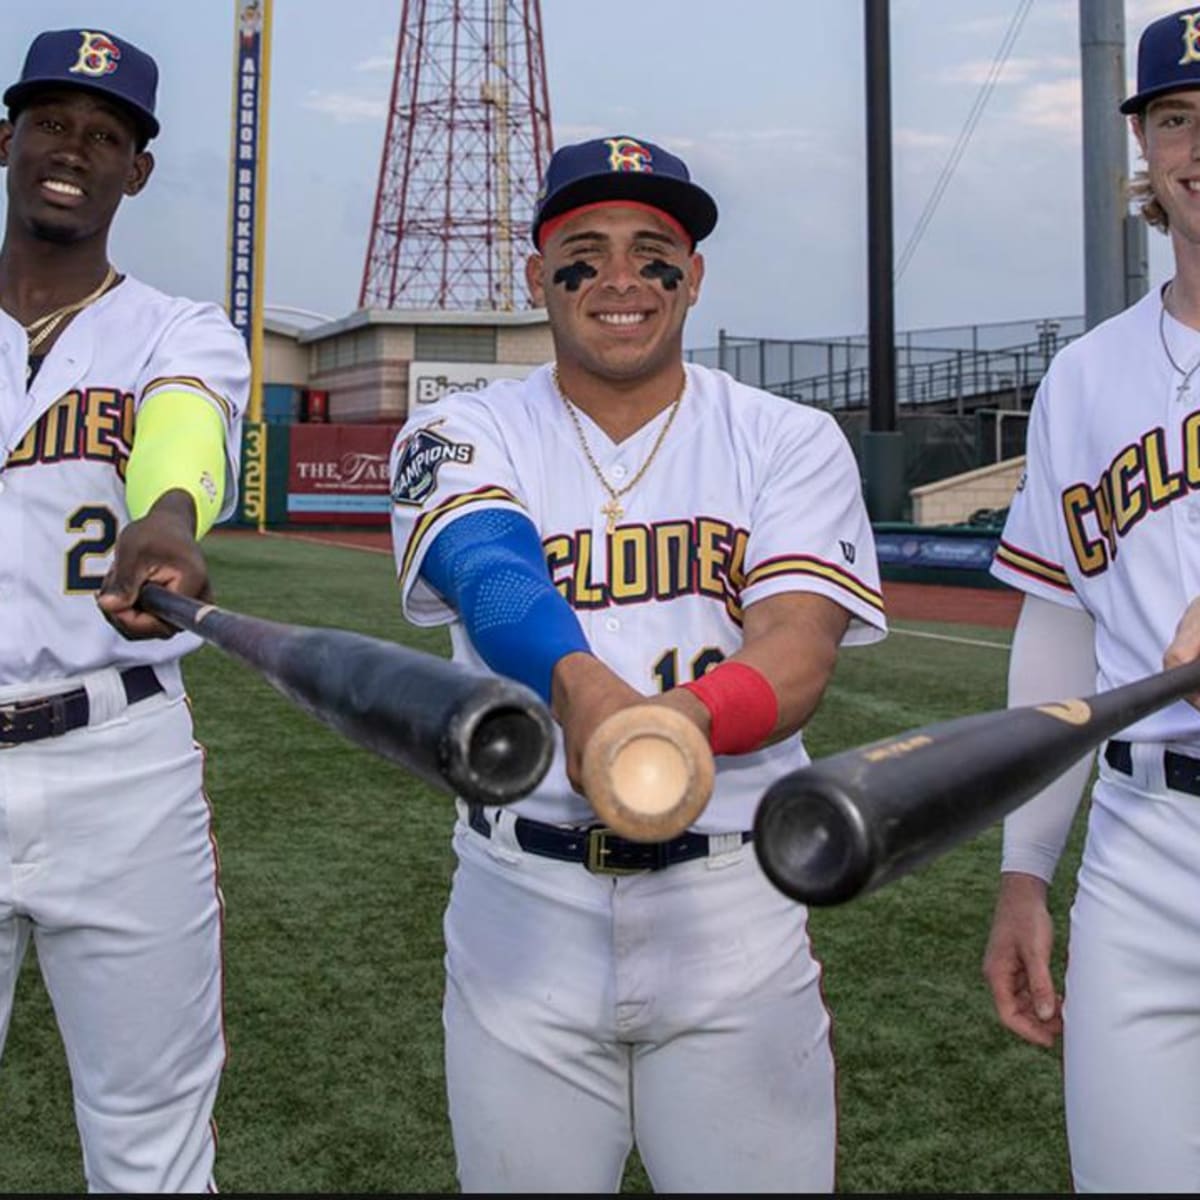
[65,505,119,592]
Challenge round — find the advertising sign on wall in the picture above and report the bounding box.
[407,361,537,408]
[287,424,401,525]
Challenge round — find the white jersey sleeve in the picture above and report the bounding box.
[137,299,250,524]
[389,384,530,625]
[990,370,1084,611]
[740,404,887,645]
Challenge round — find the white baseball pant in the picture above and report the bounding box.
[442,808,836,1193]
[0,670,225,1193]
[1064,745,1200,1192]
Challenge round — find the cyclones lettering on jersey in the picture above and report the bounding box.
[399,488,885,624]
[996,408,1200,584]
[544,517,749,619]
[5,387,134,476]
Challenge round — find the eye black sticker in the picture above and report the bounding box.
[641,260,683,290]
[553,262,598,291]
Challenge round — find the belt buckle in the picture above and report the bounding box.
[585,827,643,876]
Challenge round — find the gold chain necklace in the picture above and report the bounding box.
[552,364,687,533]
[23,264,118,380]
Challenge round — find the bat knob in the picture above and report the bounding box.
[582,705,715,843]
[753,772,874,906]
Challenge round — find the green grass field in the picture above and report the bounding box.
[0,532,1085,1193]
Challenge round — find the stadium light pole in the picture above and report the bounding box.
[1080,0,1146,329]
[862,0,905,522]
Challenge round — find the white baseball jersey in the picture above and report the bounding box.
[991,287,1200,745]
[390,361,887,833]
[0,275,248,692]
[993,286,1200,1191]
[0,273,247,1193]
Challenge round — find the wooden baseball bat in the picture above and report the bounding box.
[753,658,1200,906]
[581,705,715,842]
[139,584,556,806]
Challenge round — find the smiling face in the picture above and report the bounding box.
[1135,89,1200,251]
[526,203,704,386]
[0,88,153,246]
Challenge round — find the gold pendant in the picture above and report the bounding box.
[601,497,623,532]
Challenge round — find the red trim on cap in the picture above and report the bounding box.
[537,200,692,251]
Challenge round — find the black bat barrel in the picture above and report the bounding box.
[140,585,556,806]
[755,658,1200,907]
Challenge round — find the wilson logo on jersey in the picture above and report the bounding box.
[391,427,475,507]
[70,30,122,77]
[5,388,134,477]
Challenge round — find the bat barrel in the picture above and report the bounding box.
[139,584,555,805]
[753,771,874,906]
[754,657,1200,907]
[438,683,557,804]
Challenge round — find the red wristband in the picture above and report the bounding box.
[680,662,778,756]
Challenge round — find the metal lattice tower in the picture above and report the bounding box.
[360,0,554,311]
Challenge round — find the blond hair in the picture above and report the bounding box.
[1129,169,1169,232]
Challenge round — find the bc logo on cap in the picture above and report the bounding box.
[605,137,653,174]
[70,31,122,79]
[1179,11,1200,65]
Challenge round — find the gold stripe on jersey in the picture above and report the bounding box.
[143,375,234,423]
[398,485,522,590]
[745,554,885,614]
[994,539,1073,591]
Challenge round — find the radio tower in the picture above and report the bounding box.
[360,0,554,311]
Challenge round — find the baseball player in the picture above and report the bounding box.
[389,134,887,1192]
[0,29,248,1192]
[983,6,1200,1191]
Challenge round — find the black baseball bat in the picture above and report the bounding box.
[754,658,1200,907]
[139,583,555,806]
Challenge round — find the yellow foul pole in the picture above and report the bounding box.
[225,0,272,529]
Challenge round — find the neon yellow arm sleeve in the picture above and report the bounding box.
[125,389,227,538]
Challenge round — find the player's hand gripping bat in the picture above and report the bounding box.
[753,658,1200,906]
[138,584,555,806]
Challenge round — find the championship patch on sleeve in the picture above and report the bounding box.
[391,424,475,506]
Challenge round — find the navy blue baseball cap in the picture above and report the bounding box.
[531,135,718,249]
[1122,7,1200,114]
[4,28,159,142]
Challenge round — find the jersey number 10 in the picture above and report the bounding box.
[652,646,725,692]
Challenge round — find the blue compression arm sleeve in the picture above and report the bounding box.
[419,508,591,702]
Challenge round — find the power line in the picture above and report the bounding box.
[895,0,1035,283]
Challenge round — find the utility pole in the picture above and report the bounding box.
[1080,0,1146,328]
[862,0,905,520]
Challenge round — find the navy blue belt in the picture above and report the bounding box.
[0,666,163,746]
[466,801,752,875]
[1105,738,1200,797]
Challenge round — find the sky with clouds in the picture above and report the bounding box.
[0,0,1179,354]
